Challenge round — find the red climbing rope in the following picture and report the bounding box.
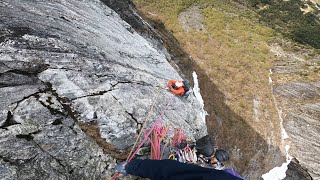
[147,124,168,160]
[111,172,121,180]
[112,95,174,179]
[171,128,185,148]
[128,97,172,161]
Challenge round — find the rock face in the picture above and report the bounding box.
[178,6,204,32]
[0,0,207,179]
[285,158,313,180]
[271,45,320,179]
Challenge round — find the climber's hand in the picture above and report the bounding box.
[115,161,128,176]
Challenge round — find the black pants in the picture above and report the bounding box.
[125,159,243,180]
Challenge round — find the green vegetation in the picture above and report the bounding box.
[248,0,320,48]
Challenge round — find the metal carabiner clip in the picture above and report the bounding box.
[168,153,175,160]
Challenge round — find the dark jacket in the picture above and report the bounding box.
[125,159,243,180]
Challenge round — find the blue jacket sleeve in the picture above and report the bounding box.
[125,159,243,180]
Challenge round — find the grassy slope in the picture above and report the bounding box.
[133,0,279,137]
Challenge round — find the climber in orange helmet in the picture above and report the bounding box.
[167,80,185,96]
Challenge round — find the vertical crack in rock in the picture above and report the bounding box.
[110,94,134,119]
[34,94,66,117]
[109,92,143,135]
[43,82,132,160]
[45,83,78,124]
[125,110,142,135]
[0,111,19,129]
[126,111,142,127]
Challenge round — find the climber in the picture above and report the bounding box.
[195,135,215,157]
[210,149,230,170]
[116,159,243,180]
[167,79,190,96]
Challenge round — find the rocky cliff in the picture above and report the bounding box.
[271,44,320,179]
[0,0,207,179]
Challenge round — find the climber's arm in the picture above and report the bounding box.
[167,80,176,88]
[169,87,185,95]
[124,159,243,180]
[125,159,210,180]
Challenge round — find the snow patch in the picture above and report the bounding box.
[263,68,293,180]
[262,142,293,180]
[262,161,290,180]
[279,109,289,140]
[262,145,292,180]
[285,145,292,161]
[192,71,208,124]
[253,97,260,122]
[269,69,273,84]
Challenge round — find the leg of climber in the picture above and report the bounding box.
[116,159,243,180]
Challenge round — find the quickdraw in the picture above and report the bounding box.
[168,154,175,160]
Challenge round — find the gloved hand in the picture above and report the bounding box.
[115,161,128,176]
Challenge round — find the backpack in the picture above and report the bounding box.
[195,135,215,157]
[182,80,190,95]
[214,149,229,162]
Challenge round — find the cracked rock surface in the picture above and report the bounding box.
[0,0,207,179]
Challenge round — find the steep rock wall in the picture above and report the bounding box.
[0,0,207,179]
[271,44,320,179]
